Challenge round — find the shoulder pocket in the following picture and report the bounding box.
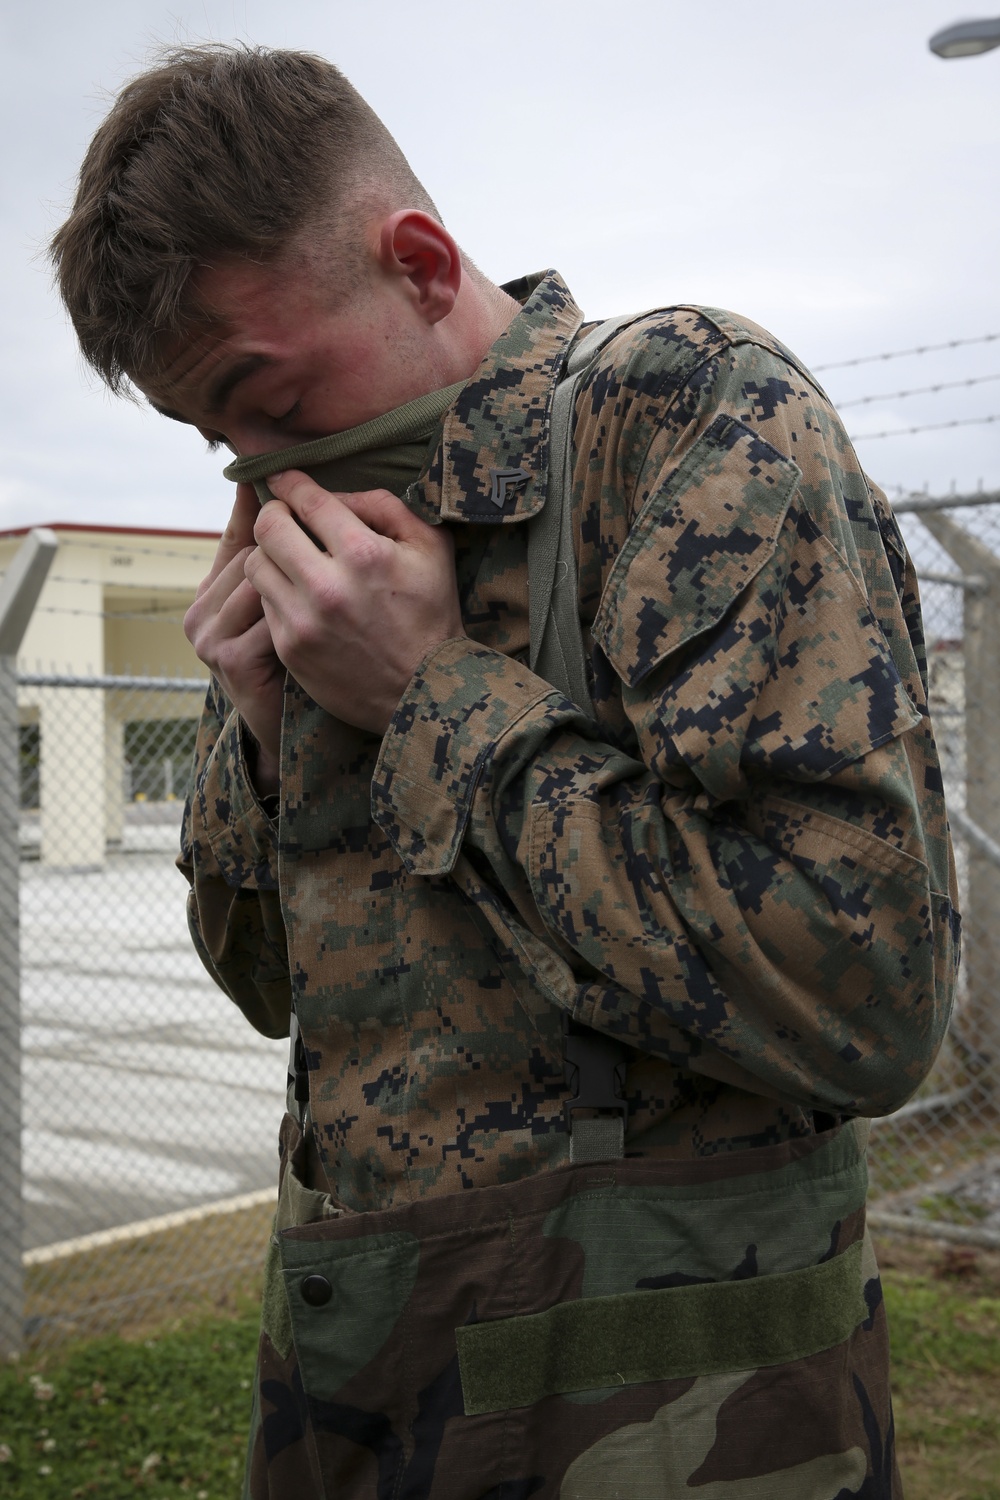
[594,413,801,687]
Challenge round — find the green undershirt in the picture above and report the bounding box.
[222,380,467,502]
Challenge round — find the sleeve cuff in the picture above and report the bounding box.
[371,637,557,876]
[190,707,280,889]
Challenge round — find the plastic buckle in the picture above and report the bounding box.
[562,1014,628,1132]
[293,1029,310,1106]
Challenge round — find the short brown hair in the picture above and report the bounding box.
[50,44,438,393]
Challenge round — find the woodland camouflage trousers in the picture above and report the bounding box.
[243,1114,899,1499]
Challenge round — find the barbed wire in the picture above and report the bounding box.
[0,536,215,565]
[33,605,188,623]
[839,373,1000,409]
[815,331,1000,373]
[105,609,188,621]
[850,413,1000,443]
[40,574,197,594]
[16,663,208,682]
[54,537,217,563]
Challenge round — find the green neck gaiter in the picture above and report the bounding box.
[222,380,466,503]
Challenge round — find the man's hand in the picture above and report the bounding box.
[244,471,464,736]
[184,484,285,793]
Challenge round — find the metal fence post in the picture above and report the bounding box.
[0,529,58,1357]
[920,509,1000,1082]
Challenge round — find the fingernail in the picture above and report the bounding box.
[268,470,286,484]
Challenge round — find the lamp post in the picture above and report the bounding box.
[929,16,1000,56]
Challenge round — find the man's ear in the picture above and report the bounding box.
[376,210,461,325]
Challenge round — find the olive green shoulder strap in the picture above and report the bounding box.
[528,315,641,716]
[527,313,642,1164]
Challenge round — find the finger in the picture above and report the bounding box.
[265,472,396,558]
[253,493,352,594]
[214,573,268,637]
[192,541,256,617]
[187,573,265,658]
[226,610,276,662]
[336,487,439,547]
[197,484,261,596]
[244,543,302,616]
[185,574,271,678]
[212,610,278,680]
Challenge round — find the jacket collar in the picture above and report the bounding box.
[407,270,584,526]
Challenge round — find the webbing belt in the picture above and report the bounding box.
[561,1014,628,1165]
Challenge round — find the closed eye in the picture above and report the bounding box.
[201,401,300,454]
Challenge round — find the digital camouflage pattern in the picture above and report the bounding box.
[181,268,959,1192]
[179,269,959,1497]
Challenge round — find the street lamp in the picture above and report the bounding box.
[929,16,1000,56]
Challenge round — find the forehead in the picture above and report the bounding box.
[137,257,320,409]
[136,324,238,415]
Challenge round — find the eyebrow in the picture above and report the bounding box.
[205,353,273,416]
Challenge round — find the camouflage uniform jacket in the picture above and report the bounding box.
[181,267,958,1199]
[180,269,959,1498]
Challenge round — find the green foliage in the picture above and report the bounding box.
[916,1192,989,1223]
[886,1276,1000,1380]
[0,1314,259,1498]
[886,1276,1000,1500]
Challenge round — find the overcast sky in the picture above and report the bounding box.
[4,0,998,536]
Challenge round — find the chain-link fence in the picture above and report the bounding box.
[3,672,287,1353]
[3,498,1000,1353]
[866,493,1000,1248]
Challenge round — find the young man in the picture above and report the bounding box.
[52,44,958,1500]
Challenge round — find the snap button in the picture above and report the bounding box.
[300,1275,333,1307]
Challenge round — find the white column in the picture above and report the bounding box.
[39,685,106,868]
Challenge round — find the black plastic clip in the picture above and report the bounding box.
[293,1028,311,1107]
[562,1013,628,1132]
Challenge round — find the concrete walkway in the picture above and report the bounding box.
[20,824,287,1250]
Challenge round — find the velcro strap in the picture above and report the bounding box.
[569,1116,625,1164]
[456,1239,866,1414]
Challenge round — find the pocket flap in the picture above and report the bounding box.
[594,413,801,687]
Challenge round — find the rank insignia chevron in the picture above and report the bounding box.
[488,467,532,509]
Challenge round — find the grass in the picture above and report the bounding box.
[1,1230,998,1498]
[23,1204,275,1345]
[880,1236,1000,1500]
[1,1206,272,1496]
[0,1315,259,1497]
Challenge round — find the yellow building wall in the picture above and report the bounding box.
[0,526,219,868]
[0,526,218,675]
